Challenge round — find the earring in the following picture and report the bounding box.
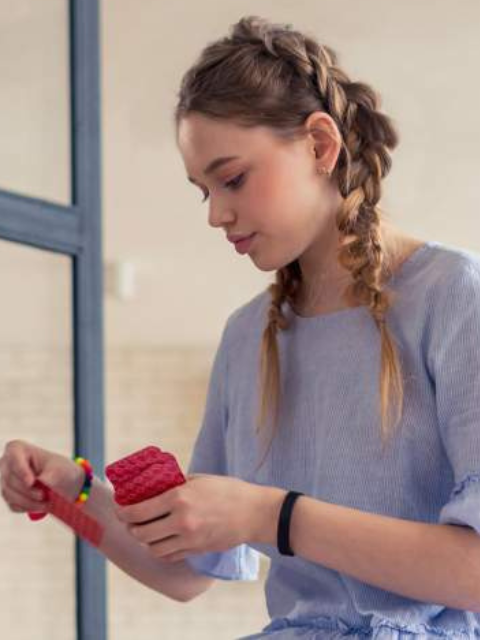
[318,166,330,177]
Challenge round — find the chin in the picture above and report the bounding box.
[250,254,294,273]
[249,259,276,273]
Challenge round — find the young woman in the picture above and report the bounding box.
[2,15,480,639]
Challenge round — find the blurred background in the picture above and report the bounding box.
[0,1,479,638]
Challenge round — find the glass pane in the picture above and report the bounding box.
[0,0,71,204]
[0,239,75,640]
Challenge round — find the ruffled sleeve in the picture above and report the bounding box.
[426,255,480,533]
[184,316,260,581]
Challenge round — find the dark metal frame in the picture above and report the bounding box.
[0,1,106,638]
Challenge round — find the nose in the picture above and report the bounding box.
[208,197,234,229]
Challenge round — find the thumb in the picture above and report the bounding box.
[23,446,54,490]
[20,450,41,489]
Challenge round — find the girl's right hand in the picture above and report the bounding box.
[0,439,84,515]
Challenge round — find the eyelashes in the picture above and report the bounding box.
[225,173,246,190]
[201,173,246,203]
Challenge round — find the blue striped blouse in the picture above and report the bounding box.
[185,240,480,639]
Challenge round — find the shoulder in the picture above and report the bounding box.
[421,241,480,304]
[397,241,480,311]
[419,243,480,381]
[222,289,270,348]
[413,243,480,359]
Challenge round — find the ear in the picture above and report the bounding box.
[304,111,342,174]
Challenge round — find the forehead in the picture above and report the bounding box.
[177,113,276,177]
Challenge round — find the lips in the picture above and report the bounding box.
[233,233,256,255]
[227,233,255,244]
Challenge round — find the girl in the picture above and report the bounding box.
[2,15,480,639]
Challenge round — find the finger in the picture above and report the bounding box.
[1,483,47,513]
[5,472,46,503]
[116,502,171,524]
[2,474,48,503]
[160,550,190,563]
[116,488,178,524]
[2,482,47,511]
[9,504,22,512]
[128,518,177,545]
[117,503,171,525]
[4,443,37,488]
[150,537,186,560]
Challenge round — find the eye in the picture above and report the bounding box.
[224,173,245,190]
[200,173,246,204]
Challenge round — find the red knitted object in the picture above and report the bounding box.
[105,446,186,506]
[28,480,103,547]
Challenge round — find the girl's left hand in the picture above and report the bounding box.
[114,473,266,563]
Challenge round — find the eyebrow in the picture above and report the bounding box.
[187,155,240,184]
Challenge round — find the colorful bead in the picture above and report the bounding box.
[73,456,94,505]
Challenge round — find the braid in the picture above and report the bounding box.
[253,20,403,466]
[256,263,300,470]
[303,41,404,441]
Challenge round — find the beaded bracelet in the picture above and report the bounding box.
[27,455,94,521]
[73,456,94,505]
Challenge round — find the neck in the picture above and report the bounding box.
[294,219,409,315]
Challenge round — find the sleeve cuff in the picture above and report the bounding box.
[438,473,480,534]
[185,544,260,581]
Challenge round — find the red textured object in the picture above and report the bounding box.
[27,480,103,547]
[28,510,47,521]
[105,446,186,506]
[105,445,164,484]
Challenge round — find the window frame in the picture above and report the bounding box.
[0,1,106,638]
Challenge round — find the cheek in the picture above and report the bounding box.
[248,170,288,223]
[251,168,317,232]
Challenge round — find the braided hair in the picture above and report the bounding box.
[175,16,405,471]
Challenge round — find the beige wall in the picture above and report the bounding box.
[0,1,479,639]
[0,0,478,347]
[102,0,480,345]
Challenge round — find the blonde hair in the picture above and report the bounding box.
[175,16,405,471]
